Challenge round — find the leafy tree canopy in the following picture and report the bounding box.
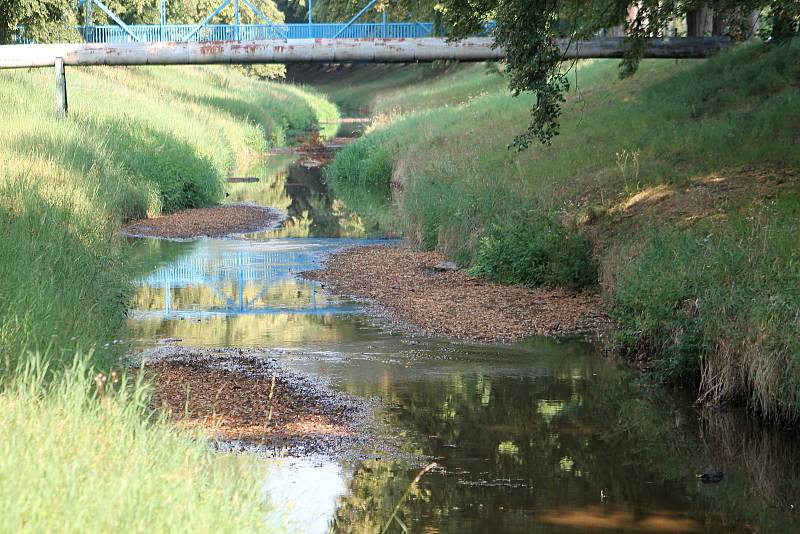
[1,0,79,44]
[439,0,799,149]
[284,0,439,23]
[1,0,285,43]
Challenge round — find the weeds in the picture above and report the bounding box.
[467,212,597,290]
[0,65,337,367]
[615,148,642,196]
[613,195,800,419]
[0,353,268,532]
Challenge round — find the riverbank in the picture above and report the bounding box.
[0,65,339,530]
[122,203,285,239]
[303,245,609,342]
[317,41,800,421]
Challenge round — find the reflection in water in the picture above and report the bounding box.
[227,157,366,239]
[133,239,354,317]
[127,156,800,533]
[129,238,377,347]
[262,457,348,533]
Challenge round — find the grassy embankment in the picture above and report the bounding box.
[321,42,800,421]
[0,65,336,530]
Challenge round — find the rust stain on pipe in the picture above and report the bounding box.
[0,37,730,70]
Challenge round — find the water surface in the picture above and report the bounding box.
[127,154,800,533]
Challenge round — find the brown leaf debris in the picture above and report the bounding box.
[304,245,610,342]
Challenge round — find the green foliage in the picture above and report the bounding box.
[613,195,800,418]
[102,118,224,213]
[322,39,800,418]
[441,0,799,148]
[93,0,284,26]
[468,212,596,290]
[0,64,337,367]
[0,354,269,532]
[0,64,337,529]
[0,0,79,43]
[324,131,395,233]
[326,62,507,115]
[290,0,439,24]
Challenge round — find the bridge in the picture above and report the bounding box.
[0,0,732,116]
[72,0,444,44]
[2,0,732,67]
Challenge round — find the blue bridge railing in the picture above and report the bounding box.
[76,22,437,44]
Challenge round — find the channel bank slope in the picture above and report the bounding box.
[304,41,800,422]
[0,64,337,531]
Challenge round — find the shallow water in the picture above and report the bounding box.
[127,154,800,533]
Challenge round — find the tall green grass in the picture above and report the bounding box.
[0,354,269,532]
[324,39,800,419]
[613,194,800,419]
[0,64,338,529]
[0,65,338,365]
[305,62,506,115]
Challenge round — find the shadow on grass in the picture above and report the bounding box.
[8,116,224,215]
[0,181,128,372]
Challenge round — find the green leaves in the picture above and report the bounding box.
[468,211,597,289]
[1,0,79,44]
[439,0,799,149]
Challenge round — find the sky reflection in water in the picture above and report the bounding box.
[127,159,800,533]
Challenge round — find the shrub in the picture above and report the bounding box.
[612,196,800,418]
[467,211,597,290]
[324,132,395,233]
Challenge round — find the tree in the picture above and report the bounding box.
[439,0,800,149]
[1,0,79,44]
[284,0,438,23]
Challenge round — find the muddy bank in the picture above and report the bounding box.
[122,203,284,240]
[135,347,383,456]
[303,245,610,342]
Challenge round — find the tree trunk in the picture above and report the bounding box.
[687,7,712,37]
[771,6,799,41]
[712,12,727,36]
[746,10,760,40]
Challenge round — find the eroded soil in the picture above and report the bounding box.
[302,245,611,342]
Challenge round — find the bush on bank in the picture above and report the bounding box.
[322,40,800,420]
[467,212,597,290]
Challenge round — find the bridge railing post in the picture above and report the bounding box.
[54,57,67,118]
[234,0,240,40]
[160,0,167,40]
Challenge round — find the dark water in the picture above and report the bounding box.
[127,153,800,533]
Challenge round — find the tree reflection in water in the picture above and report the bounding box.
[324,338,800,533]
[126,154,800,533]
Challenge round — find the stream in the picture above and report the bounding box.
[125,130,800,533]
